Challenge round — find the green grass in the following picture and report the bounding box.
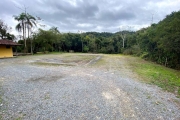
[32,53,97,67]
[32,62,75,66]
[93,57,105,66]
[128,56,180,97]
[0,96,2,105]
[34,51,63,56]
[15,117,23,120]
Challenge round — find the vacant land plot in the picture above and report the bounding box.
[0,53,180,120]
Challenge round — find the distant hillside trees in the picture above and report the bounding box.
[132,11,180,69]
[16,11,180,69]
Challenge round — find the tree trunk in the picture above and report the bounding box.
[165,57,168,67]
[22,22,25,47]
[121,33,126,48]
[122,38,125,48]
[24,23,27,53]
[82,41,83,52]
[28,26,33,54]
[27,25,29,39]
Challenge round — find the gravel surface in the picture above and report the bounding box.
[0,54,180,120]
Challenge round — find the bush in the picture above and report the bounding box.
[123,48,133,55]
[83,45,89,53]
[123,45,141,55]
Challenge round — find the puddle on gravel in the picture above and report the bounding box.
[27,75,64,82]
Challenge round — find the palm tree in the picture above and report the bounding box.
[26,14,36,54]
[26,13,36,39]
[14,13,27,47]
[14,13,36,53]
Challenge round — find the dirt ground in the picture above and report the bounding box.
[0,53,180,120]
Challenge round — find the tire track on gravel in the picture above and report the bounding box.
[85,55,102,66]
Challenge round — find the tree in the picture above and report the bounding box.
[26,13,36,54]
[50,27,60,34]
[131,11,180,69]
[0,19,7,39]
[14,12,37,53]
[0,19,14,40]
[120,31,126,48]
[78,30,83,52]
[14,13,27,47]
[26,13,36,39]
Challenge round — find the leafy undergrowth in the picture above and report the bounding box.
[127,56,180,97]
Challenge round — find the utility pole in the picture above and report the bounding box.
[151,13,154,25]
[30,28,35,55]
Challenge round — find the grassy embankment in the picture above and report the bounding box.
[94,54,180,97]
[125,56,180,97]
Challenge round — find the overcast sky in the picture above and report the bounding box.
[1,0,180,35]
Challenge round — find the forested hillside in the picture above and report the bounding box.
[15,11,180,69]
[132,11,180,69]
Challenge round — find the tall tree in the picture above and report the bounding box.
[26,13,36,39]
[0,19,8,39]
[26,13,36,54]
[14,13,27,47]
[0,19,15,40]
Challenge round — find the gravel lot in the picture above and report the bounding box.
[0,53,180,120]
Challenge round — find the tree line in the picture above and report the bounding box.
[1,10,180,69]
[17,28,132,54]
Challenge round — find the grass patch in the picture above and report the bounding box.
[15,117,22,120]
[92,55,107,67]
[33,62,75,66]
[34,51,64,55]
[0,96,2,105]
[128,56,180,97]
[61,54,95,63]
[31,53,99,67]
[34,52,63,56]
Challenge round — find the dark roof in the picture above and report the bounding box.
[0,39,21,46]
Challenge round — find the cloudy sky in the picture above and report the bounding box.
[1,0,180,35]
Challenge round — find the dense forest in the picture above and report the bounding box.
[1,11,180,69]
[133,11,180,69]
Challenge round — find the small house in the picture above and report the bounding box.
[0,39,21,58]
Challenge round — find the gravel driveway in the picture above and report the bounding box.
[0,53,180,120]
